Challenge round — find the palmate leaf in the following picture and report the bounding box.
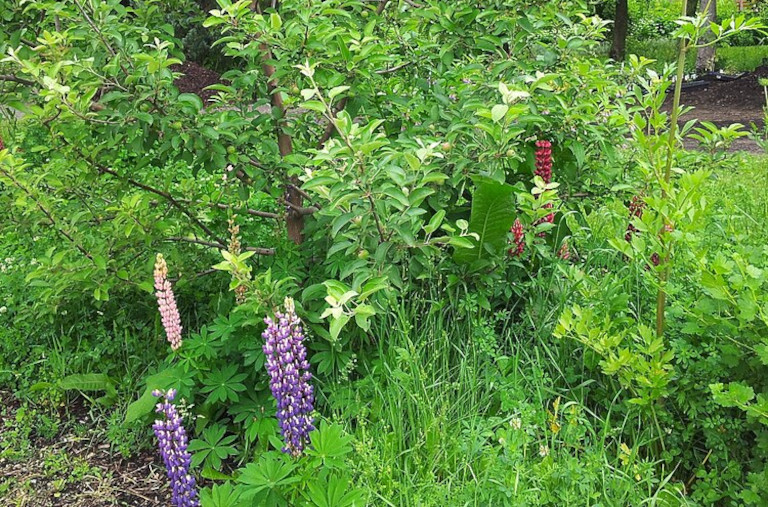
[237,452,299,505]
[454,176,517,264]
[201,365,249,405]
[188,424,238,470]
[199,482,245,507]
[305,473,366,507]
[305,421,353,469]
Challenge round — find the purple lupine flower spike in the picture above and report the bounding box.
[262,297,315,457]
[152,389,199,507]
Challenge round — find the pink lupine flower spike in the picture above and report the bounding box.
[154,253,183,350]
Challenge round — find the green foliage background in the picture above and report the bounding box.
[1,0,767,505]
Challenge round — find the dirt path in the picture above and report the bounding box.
[0,391,168,506]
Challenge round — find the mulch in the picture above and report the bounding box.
[0,390,169,506]
[666,65,768,128]
[172,61,224,104]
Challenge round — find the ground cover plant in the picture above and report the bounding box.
[1,0,768,505]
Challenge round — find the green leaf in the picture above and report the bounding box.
[329,86,350,100]
[329,314,350,341]
[424,210,445,235]
[125,388,158,424]
[269,12,282,30]
[491,104,509,123]
[353,304,375,332]
[125,366,186,424]
[454,177,516,264]
[336,35,351,62]
[306,421,353,469]
[238,453,299,497]
[58,373,115,395]
[177,93,204,112]
[302,100,326,113]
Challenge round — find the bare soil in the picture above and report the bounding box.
[671,66,768,128]
[664,66,768,153]
[172,61,224,104]
[0,391,168,506]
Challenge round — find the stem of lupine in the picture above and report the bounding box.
[656,0,689,339]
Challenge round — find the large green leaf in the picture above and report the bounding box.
[58,373,116,395]
[124,366,184,424]
[454,176,516,264]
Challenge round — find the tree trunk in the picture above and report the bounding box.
[251,0,305,245]
[610,0,629,61]
[687,0,698,17]
[696,0,717,72]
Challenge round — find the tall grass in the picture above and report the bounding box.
[325,281,689,505]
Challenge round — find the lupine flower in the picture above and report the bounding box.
[262,297,315,457]
[154,254,183,350]
[558,241,571,260]
[152,389,199,507]
[534,140,553,184]
[534,140,555,236]
[508,218,525,257]
[0,135,4,150]
[227,218,247,304]
[537,203,555,238]
[625,195,645,242]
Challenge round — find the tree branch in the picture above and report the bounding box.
[258,39,304,243]
[0,165,95,262]
[62,140,228,247]
[376,0,391,15]
[316,97,348,148]
[0,74,34,86]
[375,62,413,75]
[167,236,275,255]
[282,199,318,216]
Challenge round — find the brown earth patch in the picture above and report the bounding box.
[172,61,225,104]
[666,66,768,128]
[0,390,169,506]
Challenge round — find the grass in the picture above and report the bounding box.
[327,282,689,505]
[703,153,768,239]
[336,152,768,505]
[612,39,768,74]
[716,45,768,73]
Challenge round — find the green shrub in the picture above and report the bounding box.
[716,45,768,72]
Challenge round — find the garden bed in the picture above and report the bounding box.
[0,391,168,507]
[172,61,223,104]
[667,65,768,128]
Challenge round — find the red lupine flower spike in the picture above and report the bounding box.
[535,140,553,184]
[508,218,525,257]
